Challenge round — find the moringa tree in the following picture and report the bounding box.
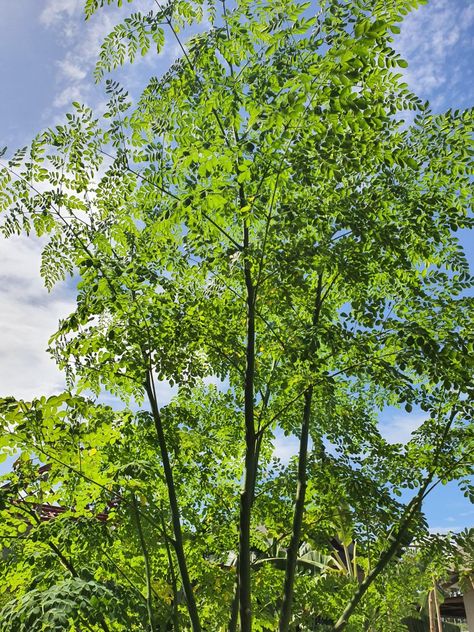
[0,0,473,629]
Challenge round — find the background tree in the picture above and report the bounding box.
[0,0,473,630]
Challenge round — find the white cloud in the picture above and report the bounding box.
[395,0,474,109]
[53,84,90,108]
[379,412,426,444]
[57,58,87,82]
[0,227,179,409]
[429,526,462,535]
[39,0,82,28]
[38,1,117,119]
[394,0,474,109]
[0,235,74,400]
[37,0,179,122]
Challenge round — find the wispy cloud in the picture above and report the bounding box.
[37,0,178,121]
[57,59,87,82]
[0,232,186,408]
[38,1,115,116]
[39,0,83,29]
[459,509,474,519]
[379,412,426,444]
[0,235,74,400]
[429,526,463,535]
[394,0,474,110]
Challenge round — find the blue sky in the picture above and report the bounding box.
[0,0,473,532]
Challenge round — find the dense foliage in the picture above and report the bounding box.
[0,0,473,630]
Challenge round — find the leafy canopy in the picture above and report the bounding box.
[0,0,473,630]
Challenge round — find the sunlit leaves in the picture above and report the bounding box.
[0,0,472,629]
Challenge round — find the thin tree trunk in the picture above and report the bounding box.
[229,561,240,632]
[332,409,457,631]
[278,386,313,632]
[239,445,256,631]
[279,274,322,632]
[145,373,201,632]
[432,582,443,632]
[239,221,257,632]
[131,493,158,632]
[332,485,428,631]
[161,513,180,631]
[428,591,436,632]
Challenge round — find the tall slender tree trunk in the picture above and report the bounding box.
[239,445,256,630]
[279,274,322,632]
[131,493,158,632]
[239,222,257,632]
[229,560,240,632]
[161,513,180,631]
[432,582,443,632]
[145,373,201,632]
[279,387,313,632]
[428,591,436,632]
